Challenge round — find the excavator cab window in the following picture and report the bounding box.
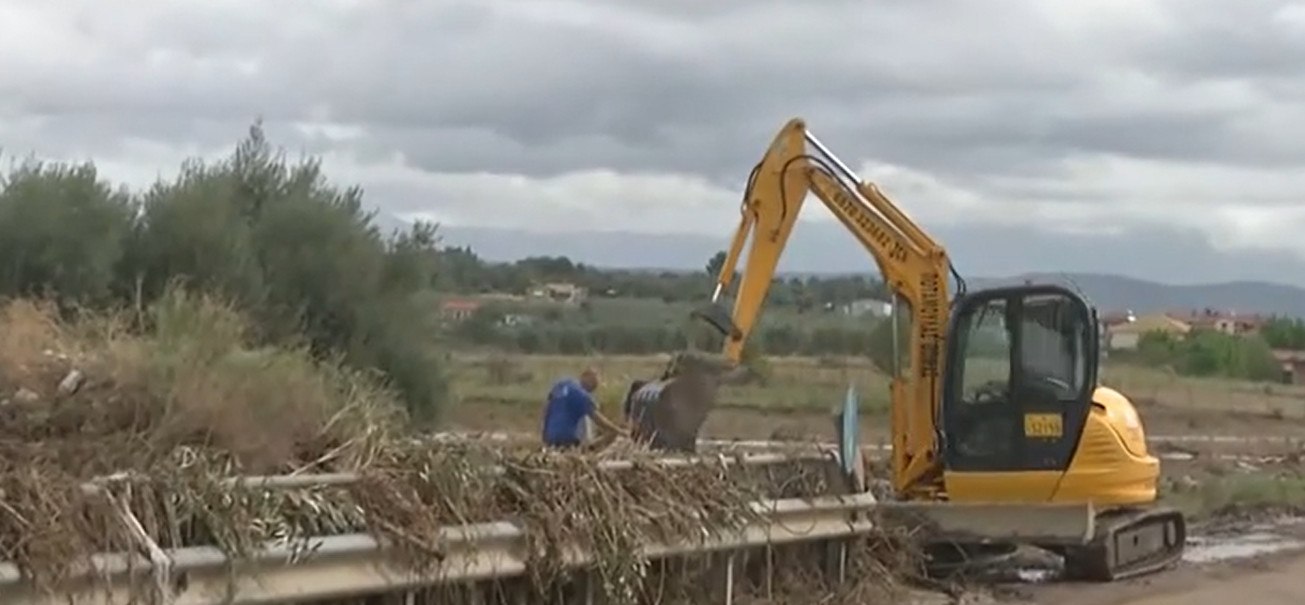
[941,284,1099,473]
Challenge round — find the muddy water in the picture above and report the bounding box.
[1184,532,1305,563]
[1182,518,1305,564]
[1002,517,1305,587]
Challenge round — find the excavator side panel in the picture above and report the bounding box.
[1046,388,1161,505]
[944,402,1160,505]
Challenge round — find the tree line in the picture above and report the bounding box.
[1126,329,1283,382]
[452,309,888,358]
[0,123,447,422]
[436,247,889,311]
[1260,317,1305,351]
[441,246,898,360]
[1109,316,1305,383]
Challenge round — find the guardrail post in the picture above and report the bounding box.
[724,553,735,605]
[765,546,774,598]
[838,541,848,583]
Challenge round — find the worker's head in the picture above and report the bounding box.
[579,367,600,392]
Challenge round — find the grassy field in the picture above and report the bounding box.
[1164,473,1305,519]
[449,352,1305,519]
[583,297,872,329]
[460,295,874,330]
[449,352,1305,419]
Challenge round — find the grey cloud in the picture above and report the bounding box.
[6,0,1305,283]
[1131,1,1305,80]
[1038,111,1242,164]
[340,0,1305,179]
[0,114,340,177]
[351,126,675,176]
[10,0,1302,180]
[0,1,1096,175]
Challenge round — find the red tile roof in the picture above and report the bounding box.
[441,299,481,312]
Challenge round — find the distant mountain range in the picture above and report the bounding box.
[966,273,1305,318]
[370,214,1305,318]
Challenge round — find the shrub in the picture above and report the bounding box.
[0,286,404,474]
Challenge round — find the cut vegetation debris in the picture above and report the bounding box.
[0,288,919,604]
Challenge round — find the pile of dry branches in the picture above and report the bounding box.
[0,293,921,603]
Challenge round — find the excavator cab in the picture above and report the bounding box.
[941,284,1098,482]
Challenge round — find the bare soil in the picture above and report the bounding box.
[1002,529,1305,605]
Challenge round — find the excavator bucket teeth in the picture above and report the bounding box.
[691,303,739,338]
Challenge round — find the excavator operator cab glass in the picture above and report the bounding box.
[941,284,1099,474]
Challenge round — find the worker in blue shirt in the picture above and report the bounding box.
[540,367,626,449]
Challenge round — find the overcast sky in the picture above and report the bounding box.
[4,1,1305,283]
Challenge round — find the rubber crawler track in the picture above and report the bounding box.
[1061,506,1188,581]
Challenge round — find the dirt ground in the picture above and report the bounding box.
[1002,528,1305,605]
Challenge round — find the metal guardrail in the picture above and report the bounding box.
[3,449,855,604]
[0,438,1102,603]
[76,449,841,494]
[1,493,880,605]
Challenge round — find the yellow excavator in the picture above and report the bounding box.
[669,117,1186,581]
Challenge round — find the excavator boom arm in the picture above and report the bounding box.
[707,118,954,497]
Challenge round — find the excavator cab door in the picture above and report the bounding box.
[940,284,1099,501]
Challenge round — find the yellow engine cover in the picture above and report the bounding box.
[942,386,1160,505]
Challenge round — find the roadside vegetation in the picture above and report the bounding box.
[436,252,1301,389]
[450,352,1305,419]
[0,124,446,423]
[1120,330,1283,383]
[1164,472,1305,521]
[0,288,403,474]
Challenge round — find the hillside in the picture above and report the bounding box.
[432,228,1305,318]
[969,273,1305,318]
[367,214,1305,318]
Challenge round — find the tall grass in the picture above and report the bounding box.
[449,352,1305,419]
[0,286,403,475]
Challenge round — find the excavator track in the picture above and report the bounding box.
[1060,506,1187,581]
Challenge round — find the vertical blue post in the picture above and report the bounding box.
[837,382,859,480]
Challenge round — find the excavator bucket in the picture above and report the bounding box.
[624,351,741,452]
[620,302,754,452]
[624,373,713,452]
